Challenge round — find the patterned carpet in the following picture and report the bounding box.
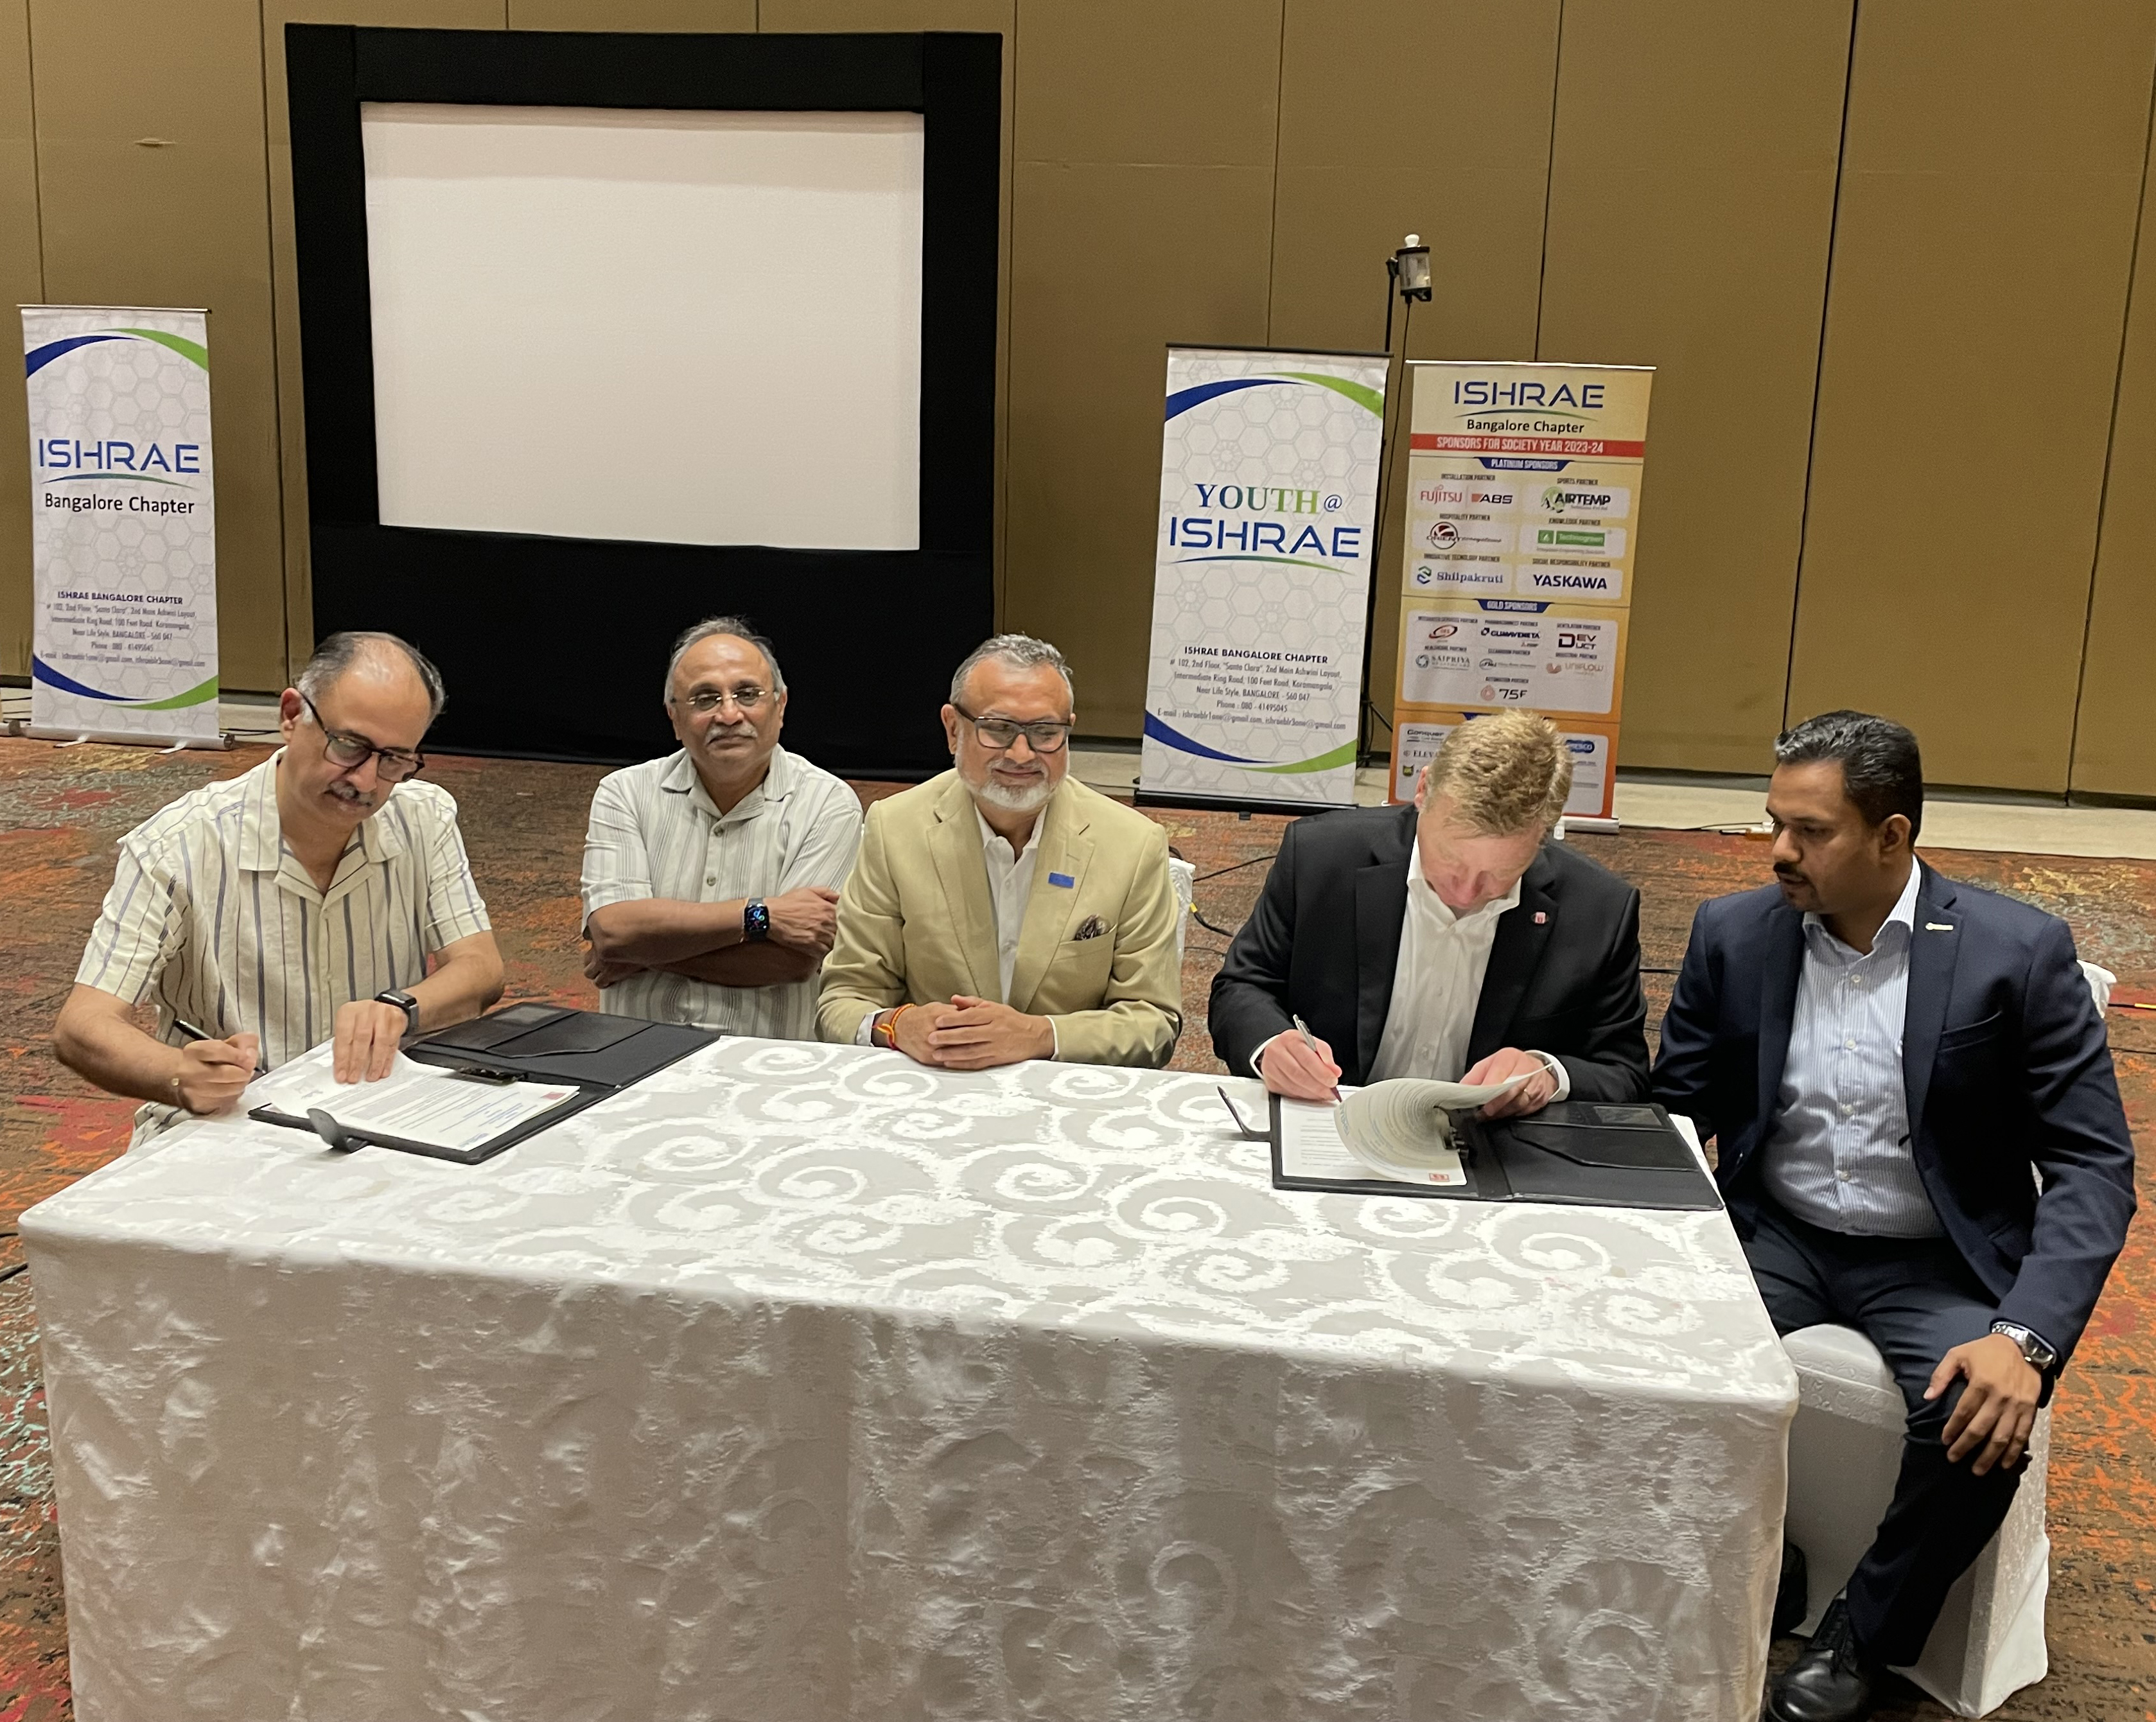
[1,737,2152,1720]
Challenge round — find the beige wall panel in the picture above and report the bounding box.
[1271,0,1558,766]
[1015,0,1279,168]
[762,0,1016,619]
[0,0,41,680]
[1006,0,1283,737]
[1005,162,1273,734]
[32,0,285,690]
[1541,0,1852,776]
[263,3,504,677]
[2074,121,2156,798]
[1789,0,2156,791]
[511,0,751,26]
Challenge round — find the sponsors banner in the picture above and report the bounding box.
[1393,360,1651,821]
[1140,345,1387,810]
[24,306,220,747]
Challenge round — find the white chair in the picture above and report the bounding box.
[1777,959,2114,1716]
[1168,856,1196,962]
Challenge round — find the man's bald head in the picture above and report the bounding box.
[295,631,446,723]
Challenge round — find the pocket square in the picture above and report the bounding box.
[1074,914,1109,941]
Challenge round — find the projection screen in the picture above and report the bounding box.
[287,27,999,773]
[360,103,925,552]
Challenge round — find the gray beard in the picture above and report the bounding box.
[970,772,1055,814]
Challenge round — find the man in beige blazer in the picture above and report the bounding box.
[818,635,1182,1068]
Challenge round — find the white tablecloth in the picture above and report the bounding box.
[24,1038,1797,1722]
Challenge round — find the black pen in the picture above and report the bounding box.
[171,1017,267,1078]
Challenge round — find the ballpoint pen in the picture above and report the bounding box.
[1291,1013,1340,1102]
[171,1017,268,1078]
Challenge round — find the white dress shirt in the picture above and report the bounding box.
[977,807,1044,1001]
[1762,863,1943,1237]
[1370,841,1570,1094]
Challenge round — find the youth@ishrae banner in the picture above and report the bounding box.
[1139,346,1387,811]
[24,306,219,746]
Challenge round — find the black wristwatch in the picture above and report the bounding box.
[374,988,421,1041]
[743,899,771,943]
[1990,1321,2058,1376]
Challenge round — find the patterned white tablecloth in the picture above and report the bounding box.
[24,1037,1796,1722]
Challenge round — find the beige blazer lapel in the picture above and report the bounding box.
[927,775,1001,999]
[1009,783,1093,1013]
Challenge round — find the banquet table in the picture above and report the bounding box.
[23,1037,1798,1722]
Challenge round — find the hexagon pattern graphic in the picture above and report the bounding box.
[24,308,218,740]
[1143,351,1387,809]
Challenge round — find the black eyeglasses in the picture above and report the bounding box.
[300,692,426,783]
[951,702,1073,754]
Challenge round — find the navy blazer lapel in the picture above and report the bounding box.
[1757,905,1806,1129]
[1468,849,1557,1062]
[1904,863,1961,1144]
[1353,809,1416,1080]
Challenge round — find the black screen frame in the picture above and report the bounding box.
[285,25,1001,774]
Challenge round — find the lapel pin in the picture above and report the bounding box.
[1048,870,1076,889]
[1534,911,1548,924]
[1925,922,1954,931]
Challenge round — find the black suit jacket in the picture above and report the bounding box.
[1651,863,2137,1367]
[1209,803,1651,1098]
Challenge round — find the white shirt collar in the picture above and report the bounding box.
[1405,836,1523,929]
[1804,860,1921,954]
[976,805,1044,863]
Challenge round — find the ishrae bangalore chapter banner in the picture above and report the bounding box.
[1140,346,1388,812]
[1392,360,1652,824]
[23,306,220,748]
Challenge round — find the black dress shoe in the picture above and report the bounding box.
[1766,1598,1882,1722]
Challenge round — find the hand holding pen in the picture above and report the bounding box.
[1258,1012,1342,1103]
[168,1018,265,1117]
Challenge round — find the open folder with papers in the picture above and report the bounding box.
[1267,1082,1721,1212]
[245,1004,721,1164]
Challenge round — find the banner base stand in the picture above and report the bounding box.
[28,726,232,752]
[1563,816,1620,834]
[1134,789,1354,820]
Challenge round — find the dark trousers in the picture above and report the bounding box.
[1744,1197,2026,1666]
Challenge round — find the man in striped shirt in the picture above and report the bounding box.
[55,632,505,1144]
[579,617,862,1041]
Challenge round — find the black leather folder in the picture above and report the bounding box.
[1268,1098,1722,1212]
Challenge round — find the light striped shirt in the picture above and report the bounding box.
[1763,863,1943,1237]
[581,744,863,1041]
[74,751,493,1142]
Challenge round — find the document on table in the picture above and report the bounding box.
[250,1052,579,1154]
[1277,1093,1468,1188]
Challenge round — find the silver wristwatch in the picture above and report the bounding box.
[1989,1321,2058,1375]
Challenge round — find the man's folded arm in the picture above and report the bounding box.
[816,805,909,1043]
[1207,825,1302,1072]
[1547,886,1651,1103]
[1048,834,1183,1068]
[1647,901,1724,1143]
[1992,917,2138,1367]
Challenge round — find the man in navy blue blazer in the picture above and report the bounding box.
[1652,711,2135,1722]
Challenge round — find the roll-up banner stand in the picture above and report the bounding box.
[1138,346,1388,814]
[1391,360,1651,830]
[20,306,224,750]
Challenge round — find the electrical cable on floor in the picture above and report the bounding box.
[1195,852,1278,883]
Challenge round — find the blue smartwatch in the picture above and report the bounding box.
[744,899,771,942]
